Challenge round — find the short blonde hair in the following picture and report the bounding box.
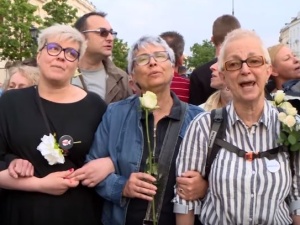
[268,44,285,66]
[3,65,40,91]
[37,24,87,59]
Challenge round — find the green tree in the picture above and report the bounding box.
[112,38,129,71]
[187,40,215,68]
[0,0,41,61]
[42,0,78,27]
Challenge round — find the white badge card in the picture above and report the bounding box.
[266,159,280,173]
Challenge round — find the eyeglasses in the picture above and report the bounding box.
[134,51,170,66]
[224,56,266,71]
[82,28,117,38]
[41,42,80,62]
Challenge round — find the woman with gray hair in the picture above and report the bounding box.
[175,29,300,225]
[0,24,109,225]
[83,35,204,225]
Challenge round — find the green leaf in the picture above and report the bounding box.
[290,142,300,151]
[288,133,297,145]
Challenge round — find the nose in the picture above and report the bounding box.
[148,56,157,66]
[240,61,251,74]
[106,32,114,41]
[57,50,65,61]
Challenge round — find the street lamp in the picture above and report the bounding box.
[29,26,39,44]
[232,0,235,16]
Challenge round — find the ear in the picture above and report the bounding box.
[269,65,278,77]
[178,55,184,66]
[211,36,215,45]
[36,52,41,66]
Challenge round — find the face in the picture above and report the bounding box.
[84,15,115,58]
[272,46,300,81]
[131,44,174,92]
[220,37,271,104]
[36,39,80,84]
[210,61,225,89]
[7,72,32,90]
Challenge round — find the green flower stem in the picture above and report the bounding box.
[145,109,157,225]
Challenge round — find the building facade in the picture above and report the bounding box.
[279,11,300,58]
[0,0,96,84]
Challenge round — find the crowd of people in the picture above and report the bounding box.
[0,10,299,225]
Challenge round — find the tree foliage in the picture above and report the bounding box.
[42,0,78,27]
[112,38,129,71]
[186,40,215,68]
[0,0,42,61]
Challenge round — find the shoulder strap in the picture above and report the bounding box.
[77,69,88,92]
[144,102,187,224]
[204,107,227,180]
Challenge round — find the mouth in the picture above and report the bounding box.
[51,65,65,71]
[239,81,256,88]
[149,71,161,76]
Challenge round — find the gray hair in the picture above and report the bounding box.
[37,24,87,59]
[218,29,271,71]
[127,35,175,74]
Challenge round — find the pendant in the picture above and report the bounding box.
[59,135,74,150]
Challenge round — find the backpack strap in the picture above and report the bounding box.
[204,107,227,180]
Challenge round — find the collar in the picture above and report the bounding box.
[227,100,270,128]
[102,58,124,82]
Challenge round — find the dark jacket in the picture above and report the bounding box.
[189,58,217,105]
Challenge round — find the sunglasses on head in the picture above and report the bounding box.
[82,28,117,38]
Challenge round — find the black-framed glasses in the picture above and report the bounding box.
[134,51,170,66]
[41,42,80,62]
[82,28,117,38]
[224,56,265,71]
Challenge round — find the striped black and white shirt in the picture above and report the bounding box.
[174,101,300,225]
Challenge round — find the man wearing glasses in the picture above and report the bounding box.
[73,11,132,103]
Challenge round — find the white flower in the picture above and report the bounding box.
[139,91,159,111]
[284,115,296,128]
[37,134,65,165]
[285,106,298,116]
[274,90,285,104]
[278,112,287,122]
[280,101,293,110]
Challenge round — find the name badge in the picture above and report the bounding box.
[266,159,280,173]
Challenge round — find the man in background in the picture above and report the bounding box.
[160,31,190,102]
[189,14,241,105]
[73,11,132,103]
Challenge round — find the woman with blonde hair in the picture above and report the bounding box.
[0,24,111,225]
[2,64,39,91]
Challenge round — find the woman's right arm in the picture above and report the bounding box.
[176,210,195,225]
[0,169,79,195]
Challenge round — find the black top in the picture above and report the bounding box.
[189,58,217,105]
[0,86,107,225]
[125,93,182,225]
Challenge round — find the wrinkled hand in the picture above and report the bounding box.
[176,170,208,200]
[40,169,79,195]
[8,159,34,178]
[122,172,157,201]
[67,158,114,187]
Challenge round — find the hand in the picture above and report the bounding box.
[122,172,157,201]
[8,159,34,178]
[67,157,115,187]
[176,171,208,200]
[39,169,79,195]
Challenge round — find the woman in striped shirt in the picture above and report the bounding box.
[174,28,300,225]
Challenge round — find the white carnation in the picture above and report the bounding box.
[37,134,65,165]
